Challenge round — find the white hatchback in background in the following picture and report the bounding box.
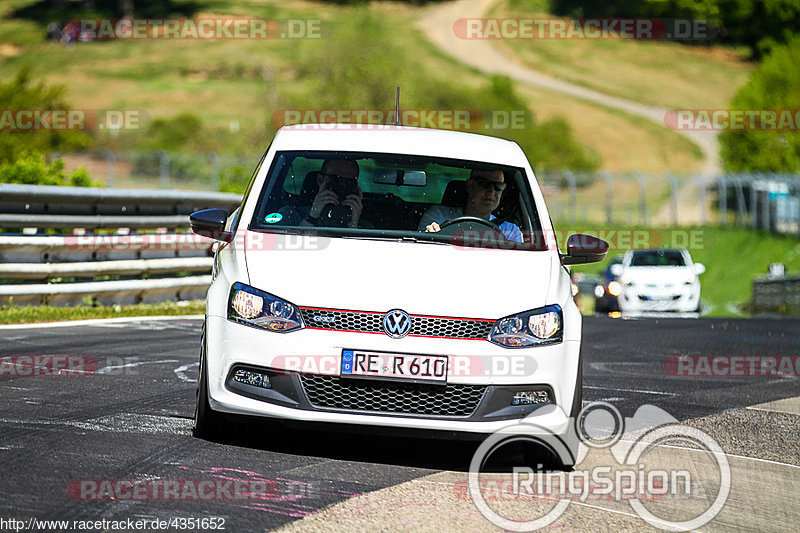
[611,249,705,315]
[189,124,608,467]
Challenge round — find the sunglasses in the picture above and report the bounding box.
[473,177,506,193]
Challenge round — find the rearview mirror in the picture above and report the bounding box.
[373,169,427,186]
[190,209,233,242]
[610,264,623,277]
[560,234,609,266]
[694,262,706,275]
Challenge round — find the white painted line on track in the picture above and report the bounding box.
[584,385,676,396]
[97,359,180,374]
[174,362,199,383]
[0,315,204,330]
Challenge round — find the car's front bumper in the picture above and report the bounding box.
[619,285,700,313]
[204,314,579,437]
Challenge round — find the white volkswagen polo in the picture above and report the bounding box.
[190,124,607,466]
[612,248,705,315]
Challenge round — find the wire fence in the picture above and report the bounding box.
[56,151,800,235]
[56,150,253,192]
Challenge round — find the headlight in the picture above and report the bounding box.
[228,282,304,333]
[685,275,696,285]
[489,305,563,348]
[607,281,623,296]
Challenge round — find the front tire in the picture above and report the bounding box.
[193,324,227,440]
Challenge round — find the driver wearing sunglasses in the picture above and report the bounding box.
[418,169,523,242]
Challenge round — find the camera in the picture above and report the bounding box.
[327,177,358,200]
[319,177,358,227]
[320,204,352,227]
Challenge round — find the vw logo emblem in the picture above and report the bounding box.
[383,309,412,338]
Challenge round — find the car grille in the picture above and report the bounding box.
[300,375,487,418]
[299,308,493,339]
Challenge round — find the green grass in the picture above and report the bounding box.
[0,0,719,176]
[568,225,800,316]
[0,300,205,324]
[492,0,755,109]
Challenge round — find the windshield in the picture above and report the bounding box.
[249,150,545,251]
[630,250,686,267]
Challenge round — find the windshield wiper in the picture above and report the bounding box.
[339,234,447,245]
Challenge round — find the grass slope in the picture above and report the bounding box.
[0,0,720,175]
[493,0,755,109]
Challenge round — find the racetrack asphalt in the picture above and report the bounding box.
[1,316,797,531]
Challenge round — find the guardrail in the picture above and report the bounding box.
[750,275,800,314]
[0,184,241,306]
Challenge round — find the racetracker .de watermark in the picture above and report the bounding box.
[453,18,717,40]
[271,109,532,130]
[665,355,800,377]
[75,18,322,40]
[0,109,146,131]
[69,478,280,501]
[64,232,328,252]
[0,355,98,377]
[665,109,800,131]
[450,228,708,251]
[269,354,537,379]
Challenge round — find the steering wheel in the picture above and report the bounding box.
[439,216,500,231]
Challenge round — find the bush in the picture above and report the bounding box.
[0,152,98,186]
[0,71,92,164]
[719,35,800,172]
[219,166,251,194]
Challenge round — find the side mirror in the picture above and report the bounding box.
[694,262,706,275]
[610,264,623,277]
[190,209,233,242]
[560,234,609,265]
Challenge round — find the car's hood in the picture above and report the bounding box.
[243,232,556,318]
[623,266,694,285]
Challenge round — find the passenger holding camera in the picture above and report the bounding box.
[301,159,366,229]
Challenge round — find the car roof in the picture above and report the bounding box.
[272,124,530,167]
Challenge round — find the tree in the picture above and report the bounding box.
[719,35,800,172]
[0,71,92,165]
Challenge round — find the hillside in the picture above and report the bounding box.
[0,0,754,181]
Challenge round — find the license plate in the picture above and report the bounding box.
[340,350,447,384]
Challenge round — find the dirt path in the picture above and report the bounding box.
[416,0,720,182]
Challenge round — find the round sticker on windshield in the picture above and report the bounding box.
[264,213,283,224]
